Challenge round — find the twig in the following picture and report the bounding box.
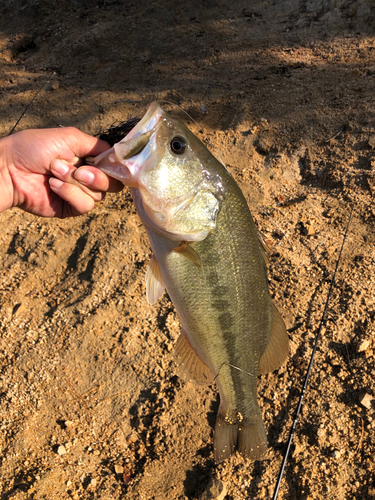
[325,128,344,143]
[354,417,364,455]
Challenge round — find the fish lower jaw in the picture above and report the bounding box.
[98,164,139,187]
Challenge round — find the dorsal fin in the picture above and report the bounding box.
[145,254,165,305]
[174,330,213,386]
[258,301,289,373]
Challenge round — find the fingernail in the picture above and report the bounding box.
[51,159,69,176]
[49,177,64,189]
[74,168,95,185]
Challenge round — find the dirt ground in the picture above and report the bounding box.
[0,1,374,499]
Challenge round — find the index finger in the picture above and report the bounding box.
[73,165,124,193]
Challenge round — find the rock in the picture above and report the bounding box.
[303,222,315,236]
[47,80,59,91]
[331,450,341,459]
[114,464,124,474]
[1,48,13,62]
[367,65,375,75]
[359,393,374,410]
[357,339,370,352]
[12,302,26,316]
[57,445,67,456]
[200,478,227,500]
[294,443,304,455]
[368,137,375,149]
[356,4,371,17]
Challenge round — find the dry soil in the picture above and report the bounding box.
[0,1,374,499]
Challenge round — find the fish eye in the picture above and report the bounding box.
[170,137,186,154]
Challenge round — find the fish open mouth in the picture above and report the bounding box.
[92,102,165,186]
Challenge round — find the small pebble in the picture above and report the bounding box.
[114,464,124,474]
[359,393,374,410]
[48,80,59,91]
[294,443,304,455]
[332,450,341,459]
[57,445,67,456]
[200,478,227,500]
[357,339,370,352]
[200,104,207,113]
[13,303,26,316]
[303,222,315,236]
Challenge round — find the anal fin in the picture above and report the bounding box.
[145,254,165,305]
[258,301,289,374]
[174,330,213,386]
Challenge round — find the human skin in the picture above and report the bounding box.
[0,127,123,218]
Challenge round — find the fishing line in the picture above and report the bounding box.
[271,204,354,500]
[213,362,255,383]
[8,80,48,136]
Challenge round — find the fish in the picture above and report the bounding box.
[93,102,289,462]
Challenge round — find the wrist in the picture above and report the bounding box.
[0,136,14,214]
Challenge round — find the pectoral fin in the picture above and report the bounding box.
[174,330,213,386]
[173,242,202,270]
[145,254,165,305]
[258,301,289,373]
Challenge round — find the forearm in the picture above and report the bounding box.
[0,136,14,214]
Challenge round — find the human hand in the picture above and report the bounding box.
[0,127,123,218]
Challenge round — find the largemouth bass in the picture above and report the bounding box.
[93,102,289,462]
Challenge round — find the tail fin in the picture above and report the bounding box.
[214,412,238,462]
[214,410,267,462]
[237,420,267,460]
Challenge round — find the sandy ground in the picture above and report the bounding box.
[0,1,374,499]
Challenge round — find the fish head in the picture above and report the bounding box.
[94,102,225,241]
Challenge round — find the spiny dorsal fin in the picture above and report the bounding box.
[174,330,213,386]
[173,242,202,270]
[258,301,289,373]
[257,230,270,267]
[145,254,165,305]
